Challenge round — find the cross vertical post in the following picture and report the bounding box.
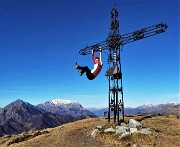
[106,3,124,124]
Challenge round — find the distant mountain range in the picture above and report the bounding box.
[0,98,179,137]
[0,99,96,137]
[87,103,180,117]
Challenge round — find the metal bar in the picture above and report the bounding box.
[79,22,167,55]
[120,22,168,45]
[108,76,110,123]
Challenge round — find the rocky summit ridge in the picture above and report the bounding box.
[0,99,96,137]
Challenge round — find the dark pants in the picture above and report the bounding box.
[78,66,95,80]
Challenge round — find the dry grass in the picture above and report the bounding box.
[0,115,179,147]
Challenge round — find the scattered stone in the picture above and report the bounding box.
[96,124,105,130]
[91,129,100,138]
[120,122,127,127]
[129,128,137,133]
[104,127,116,134]
[91,119,151,139]
[136,128,151,135]
[116,126,127,134]
[128,119,142,130]
[133,144,139,147]
[120,132,131,138]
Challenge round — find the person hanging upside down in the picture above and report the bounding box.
[74,48,102,80]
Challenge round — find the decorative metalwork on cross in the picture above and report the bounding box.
[78,3,168,124]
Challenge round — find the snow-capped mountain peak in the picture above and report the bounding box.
[36,98,96,117]
[49,98,77,105]
[142,104,154,107]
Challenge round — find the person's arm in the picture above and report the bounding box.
[99,48,102,64]
[92,50,95,63]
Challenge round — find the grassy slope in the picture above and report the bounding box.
[0,115,179,147]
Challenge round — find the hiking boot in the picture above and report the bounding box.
[78,69,83,76]
[74,62,78,69]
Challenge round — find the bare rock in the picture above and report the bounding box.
[128,119,142,130]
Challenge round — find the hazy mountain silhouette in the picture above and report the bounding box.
[0,99,96,137]
[88,103,179,117]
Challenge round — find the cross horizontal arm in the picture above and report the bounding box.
[78,22,168,56]
[120,22,168,45]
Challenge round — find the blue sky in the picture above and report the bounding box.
[0,0,179,108]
